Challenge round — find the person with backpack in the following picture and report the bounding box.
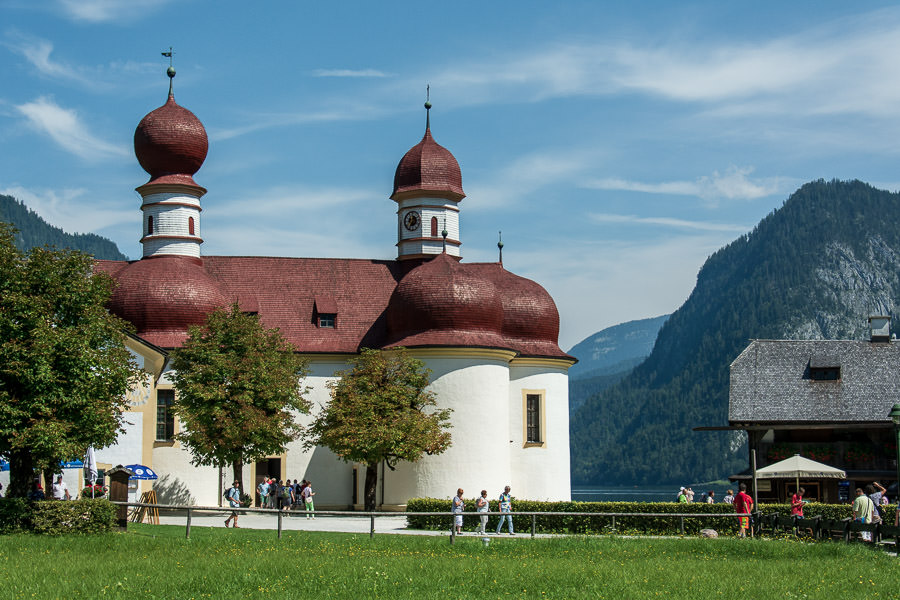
[277,479,293,511]
[303,480,316,519]
[224,480,241,528]
[852,487,875,541]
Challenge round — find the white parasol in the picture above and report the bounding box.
[756,454,846,493]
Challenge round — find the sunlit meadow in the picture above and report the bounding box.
[0,525,896,599]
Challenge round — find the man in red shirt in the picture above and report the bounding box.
[733,483,754,538]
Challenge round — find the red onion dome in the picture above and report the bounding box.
[392,128,464,201]
[134,94,208,187]
[386,253,505,347]
[108,256,227,348]
[495,269,560,346]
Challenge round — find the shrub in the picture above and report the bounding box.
[405,498,898,536]
[0,498,116,535]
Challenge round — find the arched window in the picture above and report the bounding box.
[431,216,438,237]
[147,215,153,235]
[188,216,195,235]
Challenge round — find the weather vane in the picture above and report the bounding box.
[161,47,174,67]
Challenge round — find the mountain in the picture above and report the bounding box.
[0,194,128,260]
[571,179,900,486]
[567,315,669,410]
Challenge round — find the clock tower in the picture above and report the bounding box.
[391,98,465,261]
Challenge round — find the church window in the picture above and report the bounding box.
[147,215,153,235]
[188,216,195,235]
[431,216,438,237]
[523,390,546,447]
[156,389,175,441]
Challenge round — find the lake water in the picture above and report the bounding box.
[572,486,733,503]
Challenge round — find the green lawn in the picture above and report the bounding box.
[0,525,897,599]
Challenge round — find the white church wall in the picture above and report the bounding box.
[381,352,513,506]
[508,363,571,501]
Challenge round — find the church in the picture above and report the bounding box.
[92,67,575,508]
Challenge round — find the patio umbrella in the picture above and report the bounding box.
[124,465,158,480]
[755,454,846,492]
[85,447,98,498]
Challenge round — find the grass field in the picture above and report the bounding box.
[0,525,897,599]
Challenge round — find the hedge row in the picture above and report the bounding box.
[0,498,117,535]
[405,498,898,536]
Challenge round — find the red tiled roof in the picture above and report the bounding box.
[96,254,570,360]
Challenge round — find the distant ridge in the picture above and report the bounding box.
[0,194,128,260]
[571,180,900,486]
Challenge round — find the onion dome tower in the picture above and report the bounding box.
[391,92,465,261]
[133,65,208,259]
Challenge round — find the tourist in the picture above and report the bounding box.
[852,487,875,541]
[722,489,734,504]
[685,487,694,503]
[277,479,292,510]
[303,480,316,519]
[868,482,886,524]
[268,478,277,508]
[52,475,70,500]
[224,480,241,528]
[790,487,805,518]
[706,490,715,504]
[452,488,465,535]
[257,477,270,508]
[28,482,45,501]
[677,487,688,503]
[476,489,489,534]
[496,485,514,535]
[733,483,753,538]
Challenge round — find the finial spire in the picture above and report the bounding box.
[424,84,432,131]
[441,216,448,253]
[162,47,175,97]
[498,231,504,265]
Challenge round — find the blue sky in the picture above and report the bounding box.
[4,1,900,351]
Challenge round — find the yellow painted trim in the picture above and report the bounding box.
[401,347,518,361]
[521,389,547,449]
[510,357,576,370]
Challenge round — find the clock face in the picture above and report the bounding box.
[403,211,420,232]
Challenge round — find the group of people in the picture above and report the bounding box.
[851,481,894,541]
[255,477,316,516]
[676,487,717,504]
[452,485,515,536]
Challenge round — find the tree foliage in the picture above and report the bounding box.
[305,348,452,510]
[0,223,142,497]
[571,180,900,486]
[169,303,310,488]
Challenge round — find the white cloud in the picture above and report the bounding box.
[2,32,91,85]
[56,0,170,23]
[312,69,389,78]
[585,166,783,203]
[15,96,128,160]
[588,213,748,233]
[1,186,134,234]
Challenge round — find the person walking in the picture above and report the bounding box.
[733,483,754,538]
[852,487,875,541]
[790,487,805,518]
[476,489,489,534]
[224,480,241,528]
[52,475,70,500]
[303,480,316,519]
[496,485,514,535]
[452,488,465,535]
[257,477,269,509]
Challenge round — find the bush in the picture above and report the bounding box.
[0,498,116,535]
[405,498,898,536]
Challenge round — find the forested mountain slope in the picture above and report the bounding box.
[571,180,900,486]
[0,194,127,260]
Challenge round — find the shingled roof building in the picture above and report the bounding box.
[88,70,575,508]
[729,316,899,503]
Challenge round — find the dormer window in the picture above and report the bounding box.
[809,355,841,381]
[313,295,338,329]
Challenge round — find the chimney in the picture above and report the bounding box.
[868,315,891,342]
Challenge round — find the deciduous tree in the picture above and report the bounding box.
[305,348,452,510]
[0,223,142,497]
[169,303,309,491]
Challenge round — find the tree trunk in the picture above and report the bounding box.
[8,450,34,498]
[364,463,378,511]
[232,459,244,499]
